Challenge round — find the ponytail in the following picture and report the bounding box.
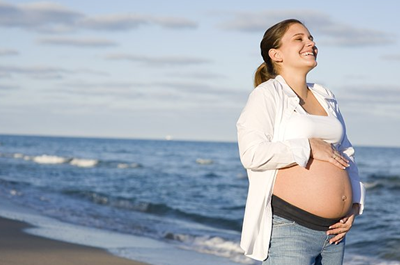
[254,62,274,88]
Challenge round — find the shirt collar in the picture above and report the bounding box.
[275,75,335,100]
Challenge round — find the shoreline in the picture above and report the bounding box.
[1,199,398,265]
[0,216,149,265]
[0,197,244,265]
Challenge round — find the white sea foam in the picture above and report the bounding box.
[70,158,98,168]
[10,189,22,196]
[117,163,141,169]
[10,151,98,168]
[13,153,24,158]
[13,152,98,168]
[236,173,247,179]
[167,233,255,264]
[345,253,400,265]
[364,181,379,189]
[196,158,214,165]
[32,155,68,164]
[189,236,253,264]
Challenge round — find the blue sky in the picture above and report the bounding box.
[1,0,400,147]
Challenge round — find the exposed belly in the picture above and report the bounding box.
[273,158,353,219]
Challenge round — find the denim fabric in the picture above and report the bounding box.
[262,215,345,265]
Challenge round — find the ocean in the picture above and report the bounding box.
[0,134,399,265]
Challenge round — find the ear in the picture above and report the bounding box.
[268,49,283,63]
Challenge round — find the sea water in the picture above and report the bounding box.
[0,135,399,265]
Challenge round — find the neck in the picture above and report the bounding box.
[279,70,309,99]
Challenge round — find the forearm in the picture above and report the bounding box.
[239,137,310,170]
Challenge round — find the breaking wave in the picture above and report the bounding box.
[3,152,141,169]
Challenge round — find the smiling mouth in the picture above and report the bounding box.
[301,52,315,56]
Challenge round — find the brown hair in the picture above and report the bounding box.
[254,19,304,87]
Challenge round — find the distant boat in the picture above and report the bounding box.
[165,135,173,141]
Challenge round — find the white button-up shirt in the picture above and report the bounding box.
[236,75,365,261]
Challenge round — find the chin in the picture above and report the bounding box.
[308,61,318,69]
[305,63,317,74]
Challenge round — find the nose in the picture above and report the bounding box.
[307,39,315,47]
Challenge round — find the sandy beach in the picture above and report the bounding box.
[0,216,150,265]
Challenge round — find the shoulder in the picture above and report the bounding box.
[252,78,284,99]
[241,79,283,112]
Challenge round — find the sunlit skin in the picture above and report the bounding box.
[271,23,360,245]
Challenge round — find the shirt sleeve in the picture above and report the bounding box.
[335,101,366,215]
[338,132,366,214]
[237,85,310,171]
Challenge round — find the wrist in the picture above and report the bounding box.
[308,138,314,157]
[352,203,360,216]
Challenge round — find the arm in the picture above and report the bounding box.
[237,86,310,171]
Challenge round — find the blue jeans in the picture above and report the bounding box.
[262,215,345,265]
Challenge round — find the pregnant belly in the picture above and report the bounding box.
[273,158,353,219]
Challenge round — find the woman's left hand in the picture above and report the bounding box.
[326,204,360,244]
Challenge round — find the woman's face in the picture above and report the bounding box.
[273,23,318,72]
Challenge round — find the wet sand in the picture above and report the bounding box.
[0,217,150,265]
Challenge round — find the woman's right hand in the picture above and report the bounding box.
[309,138,350,169]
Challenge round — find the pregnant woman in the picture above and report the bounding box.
[237,19,365,265]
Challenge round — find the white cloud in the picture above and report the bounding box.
[153,80,230,93]
[0,72,11,78]
[39,37,118,47]
[51,79,244,109]
[80,14,197,31]
[78,14,149,30]
[149,80,246,105]
[53,80,147,99]
[0,1,83,30]
[60,80,143,89]
[0,64,108,79]
[0,48,19,56]
[151,16,197,29]
[105,53,211,66]
[0,64,71,77]
[0,1,197,32]
[165,71,226,80]
[77,69,110,76]
[219,10,394,47]
[0,83,19,90]
[219,10,314,32]
[316,25,395,47]
[337,84,400,118]
[381,54,400,61]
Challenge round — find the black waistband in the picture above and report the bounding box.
[271,195,341,231]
